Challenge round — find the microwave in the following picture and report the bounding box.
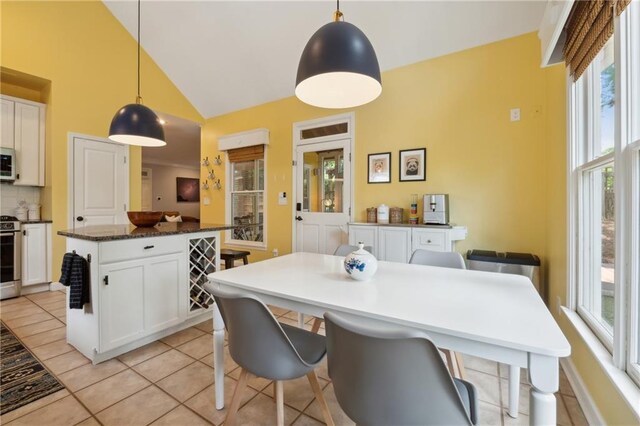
[0,148,16,181]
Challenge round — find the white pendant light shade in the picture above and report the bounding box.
[296,14,382,109]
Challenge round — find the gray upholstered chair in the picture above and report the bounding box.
[333,244,373,257]
[408,249,467,378]
[409,249,466,269]
[206,286,334,426]
[324,312,478,425]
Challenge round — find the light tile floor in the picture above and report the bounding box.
[0,290,588,426]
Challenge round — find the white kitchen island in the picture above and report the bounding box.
[58,222,236,363]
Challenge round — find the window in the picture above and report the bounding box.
[225,146,265,247]
[569,1,640,386]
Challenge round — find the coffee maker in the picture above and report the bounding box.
[423,194,449,225]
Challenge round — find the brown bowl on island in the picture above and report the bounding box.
[127,211,163,227]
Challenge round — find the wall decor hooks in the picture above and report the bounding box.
[202,179,209,190]
[201,157,210,167]
[213,154,222,165]
[207,170,215,180]
[214,179,222,190]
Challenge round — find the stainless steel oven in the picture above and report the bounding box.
[0,216,21,299]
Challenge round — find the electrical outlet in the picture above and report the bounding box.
[510,108,521,122]
[272,248,279,257]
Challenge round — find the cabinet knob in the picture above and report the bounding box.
[427,239,432,243]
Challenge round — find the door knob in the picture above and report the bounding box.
[76,216,84,221]
[295,216,303,221]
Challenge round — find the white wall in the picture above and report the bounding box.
[0,184,42,216]
[142,163,200,218]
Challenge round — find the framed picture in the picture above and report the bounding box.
[399,148,426,182]
[176,177,200,202]
[368,152,391,183]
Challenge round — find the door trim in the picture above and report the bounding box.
[291,112,355,252]
[67,132,130,229]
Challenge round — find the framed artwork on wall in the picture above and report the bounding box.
[399,148,426,182]
[176,177,200,202]
[368,152,391,183]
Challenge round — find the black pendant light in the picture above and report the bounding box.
[109,0,165,147]
[296,0,381,109]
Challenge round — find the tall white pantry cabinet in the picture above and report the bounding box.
[0,95,46,186]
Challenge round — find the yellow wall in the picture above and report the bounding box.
[1,1,203,272]
[202,32,552,263]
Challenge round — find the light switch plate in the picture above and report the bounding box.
[510,108,521,122]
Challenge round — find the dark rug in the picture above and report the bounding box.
[0,321,65,415]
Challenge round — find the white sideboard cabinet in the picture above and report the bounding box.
[0,95,46,186]
[348,223,467,262]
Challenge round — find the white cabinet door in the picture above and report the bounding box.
[22,224,47,286]
[144,253,185,334]
[1,99,15,149]
[412,229,448,252]
[378,227,412,263]
[14,101,44,186]
[348,225,378,258]
[100,260,145,351]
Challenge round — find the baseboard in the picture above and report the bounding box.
[49,281,65,291]
[560,358,606,425]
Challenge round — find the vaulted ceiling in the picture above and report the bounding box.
[104,1,547,119]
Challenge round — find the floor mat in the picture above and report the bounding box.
[0,321,65,415]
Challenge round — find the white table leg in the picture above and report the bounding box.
[298,312,305,328]
[507,365,520,418]
[213,302,226,410]
[528,354,559,426]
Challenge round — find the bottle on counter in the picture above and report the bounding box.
[409,194,419,224]
[377,204,389,224]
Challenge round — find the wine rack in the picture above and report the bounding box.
[188,236,217,312]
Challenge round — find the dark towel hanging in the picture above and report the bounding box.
[60,252,90,309]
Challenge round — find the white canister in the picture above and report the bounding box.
[377,204,389,224]
[28,203,41,221]
[15,207,28,221]
[344,243,378,281]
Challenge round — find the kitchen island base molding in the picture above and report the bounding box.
[70,310,211,364]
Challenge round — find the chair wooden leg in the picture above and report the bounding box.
[225,368,250,426]
[454,352,467,380]
[311,318,322,334]
[275,380,284,426]
[443,350,460,378]
[306,371,335,426]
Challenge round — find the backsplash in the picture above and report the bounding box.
[0,184,42,216]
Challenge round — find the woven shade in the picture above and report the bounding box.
[227,145,264,162]
[564,0,632,80]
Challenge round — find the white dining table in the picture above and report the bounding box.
[207,252,570,426]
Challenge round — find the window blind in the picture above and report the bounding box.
[564,0,631,80]
[227,145,264,162]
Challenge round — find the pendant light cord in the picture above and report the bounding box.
[136,0,142,104]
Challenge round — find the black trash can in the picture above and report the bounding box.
[466,250,542,296]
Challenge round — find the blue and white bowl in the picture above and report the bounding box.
[344,243,377,281]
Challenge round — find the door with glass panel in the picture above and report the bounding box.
[295,139,351,254]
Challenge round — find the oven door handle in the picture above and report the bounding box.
[14,231,21,281]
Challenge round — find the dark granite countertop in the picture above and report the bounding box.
[58,222,238,242]
[21,220,53,224]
